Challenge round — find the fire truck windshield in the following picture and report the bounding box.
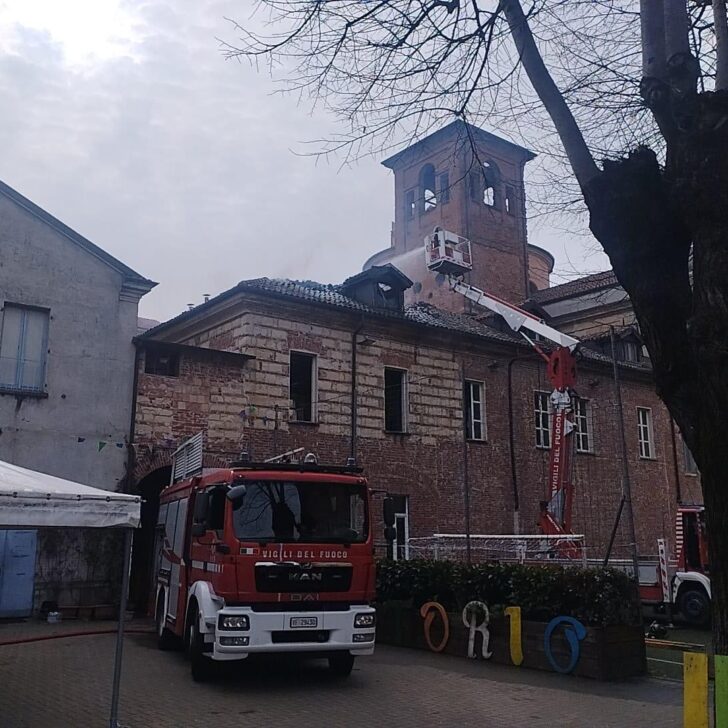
[232,481,368,544]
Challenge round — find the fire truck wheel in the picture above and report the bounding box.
[156,595,177,651]
[189,616,215,682]
[328,652,355,677]
[678,587,711,627]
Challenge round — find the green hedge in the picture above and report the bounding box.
[376,559,640,627]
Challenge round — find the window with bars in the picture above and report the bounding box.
[0,304,49,393]
[464,380,486,441]
[574,398,593,453]
[534,391,551,448]
[637,407,655,459]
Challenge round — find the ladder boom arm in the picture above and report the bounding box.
[450,278,579,351]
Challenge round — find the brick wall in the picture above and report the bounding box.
[134,294,701,562]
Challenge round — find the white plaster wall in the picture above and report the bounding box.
[0,194,139,490]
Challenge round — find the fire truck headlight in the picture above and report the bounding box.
[354,613,376,629]
[219,615,250,631]
[353,633,375,643]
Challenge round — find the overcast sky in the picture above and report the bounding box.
[0,0,610,323]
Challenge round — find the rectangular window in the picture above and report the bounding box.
[405,190,415,220]
[290,352,316,422]
[505,185,516,216]
[683,438,698,475]
[637,407,655,459]
[384,367,407,433]
[464,380,486,441]
[574,398,593,453]
[439,173,450,204]
[144,348,180,376]
[0,304,49,393]
[534,391,551,448]
[386,495,409,561]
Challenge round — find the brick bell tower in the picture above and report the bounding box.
[364,120,536,311]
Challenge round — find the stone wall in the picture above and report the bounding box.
[134,292,702,563]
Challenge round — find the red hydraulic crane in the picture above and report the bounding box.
[425,229,581,554]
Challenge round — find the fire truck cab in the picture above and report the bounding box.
[154,441,377,681]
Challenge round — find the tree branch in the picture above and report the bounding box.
[641,0,667,78]
[664,0,692,58]
[714,0,728,89]
[501,0,599,187]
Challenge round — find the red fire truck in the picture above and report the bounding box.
[639,506,710,626]
[153,440,379,681]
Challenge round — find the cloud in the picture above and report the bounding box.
[0,0,607,321]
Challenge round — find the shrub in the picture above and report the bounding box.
[376,559,640,627]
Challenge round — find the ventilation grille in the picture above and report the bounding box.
[172,432,204,483]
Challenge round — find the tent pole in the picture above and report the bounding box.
[109,528,132,728]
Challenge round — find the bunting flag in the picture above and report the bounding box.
[98,441,107,452]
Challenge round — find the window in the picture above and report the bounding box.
[420,164,437,211]
[534,391,551,448]
[405,189,415,220]
[621,341,641,363]
[232,481,368,543]
[683,439,698,475]
[144,348,179,376]
[438,172,450,204]
[505,185,516,216]
[387,495,409,561]
[637,407,655,459]
[482,161,501,209]
[574,398,593,453]
[464,380,486,441]
[0,304,49,393]
[290,352,316,422]
[384,367,407,433]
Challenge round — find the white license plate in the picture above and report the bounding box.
[290,617,318,629]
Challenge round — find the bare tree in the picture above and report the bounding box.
[227,0,728,653]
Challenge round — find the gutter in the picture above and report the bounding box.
[350,321,364,461]
[125,345,142,493]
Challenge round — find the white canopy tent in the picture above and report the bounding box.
[0,459,141,728]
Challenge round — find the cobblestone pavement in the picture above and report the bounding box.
[0,619,682,728]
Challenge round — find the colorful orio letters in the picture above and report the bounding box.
[462,601,493,659]
[504,606,524,666]
[543,616,587,674]
[419,601,450,653]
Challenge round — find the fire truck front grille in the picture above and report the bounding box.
[271,630,330,644]
[255,564,352,593]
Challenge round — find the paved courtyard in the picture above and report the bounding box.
[0,620,683,727]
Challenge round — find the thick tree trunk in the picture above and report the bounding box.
[584,86,728,653]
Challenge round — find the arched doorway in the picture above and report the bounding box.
[129,466,170,613]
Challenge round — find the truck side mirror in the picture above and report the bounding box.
[226,484,247,511]
[193,491,210,524]
[383,497,396,528]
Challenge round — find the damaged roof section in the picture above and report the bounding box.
[139,273,651,373]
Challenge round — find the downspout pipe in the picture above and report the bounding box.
[350,322,364,462]
[507,351,541,534]
[126,344,142,493]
